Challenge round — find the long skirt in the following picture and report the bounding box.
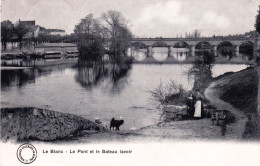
[194,100,202,118]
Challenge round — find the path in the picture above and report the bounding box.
[204,80,248,140]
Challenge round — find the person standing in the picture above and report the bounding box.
[193,89,204,119]
[186,94,195,119]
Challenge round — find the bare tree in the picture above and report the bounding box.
[101,10,133,63]
[74,14,106,63]
[193,29,201,38]
[255,6,260,35]
[185,29,201,38]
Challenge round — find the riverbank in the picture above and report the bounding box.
[54,119,229,143]
[0,107,107,142]
[205,66,260,140]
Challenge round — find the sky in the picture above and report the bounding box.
[1,0,260,37]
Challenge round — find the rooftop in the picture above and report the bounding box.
[20,20,36,26]
[47,29,66,32]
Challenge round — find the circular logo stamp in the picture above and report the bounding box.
[17,144,37,164]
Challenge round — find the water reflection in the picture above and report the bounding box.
[74,63,132,92]
[1,64,73,90]
[1,69,36,88]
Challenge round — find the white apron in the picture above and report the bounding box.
[194,100,202,117]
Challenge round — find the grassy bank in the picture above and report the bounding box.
[212,67,260,139]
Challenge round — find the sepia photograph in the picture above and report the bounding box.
[1,0,260,165]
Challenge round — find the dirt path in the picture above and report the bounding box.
[204,81,248,140]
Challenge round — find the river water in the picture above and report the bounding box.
[1,64,248,130]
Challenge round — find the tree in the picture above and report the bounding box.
[255,6,260,114]
[74,14,104,63]
[1,20,14,51]
[13,20,29,50]
[74,14,95,36]
[185,29,201,38]
[101,10,133,63]
[74,11,133,64]
[188,50,215,91]
[255,6,260,35]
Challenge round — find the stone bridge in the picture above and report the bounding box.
[130,37,260,58]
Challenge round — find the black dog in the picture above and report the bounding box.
[110,118,124,131]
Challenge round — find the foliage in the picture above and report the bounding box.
[255,6,260,35]
[1,20,14,51]
[13,21,29,50]
[101,10,133,63]
[74,14,105,63]
[74,11,133,64]
[78,39,104,63]
[188,50,215,90]
[149,80,186,106]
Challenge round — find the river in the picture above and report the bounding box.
[0,64,248,130]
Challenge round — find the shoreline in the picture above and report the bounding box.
[1,66,258,143]
[205,66,260,140]
[204,81,247,140]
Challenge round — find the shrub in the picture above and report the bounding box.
[149,80,187,107]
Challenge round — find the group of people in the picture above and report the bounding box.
[186,89,204,119]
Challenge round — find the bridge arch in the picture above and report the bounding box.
[239,41,254,47]
[173,42,190,48]
[195,41,213,57]
[152,41,168,47]
[171,42,190,60]
[131,42,147,61]
[217,41,234,48]
[195,41,212,49]
[239,41,254,60]
[152,42,169,61]
[217,41,234,59]
[131,42,147,49]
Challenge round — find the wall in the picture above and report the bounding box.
[1,107,107,141]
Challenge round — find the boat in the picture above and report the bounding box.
[35,43,78,59]
[44,51,62,59]
[65,50,79,58]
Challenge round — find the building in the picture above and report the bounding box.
[16,20,38,38]
[16,20,66,37]
[46,29,66,36]
[19,20,36,27]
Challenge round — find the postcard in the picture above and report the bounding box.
[1,0,260,166]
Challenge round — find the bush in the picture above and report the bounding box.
[149,80,187,107]
[188,50,215,91]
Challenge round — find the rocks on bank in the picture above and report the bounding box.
[0,107,107,141]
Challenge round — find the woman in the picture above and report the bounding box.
[193,89,204,119]
[186,93,195,119]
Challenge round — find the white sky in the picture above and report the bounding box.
[1,0,259,37]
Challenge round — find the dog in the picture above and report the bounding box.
[110,118,124,131]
